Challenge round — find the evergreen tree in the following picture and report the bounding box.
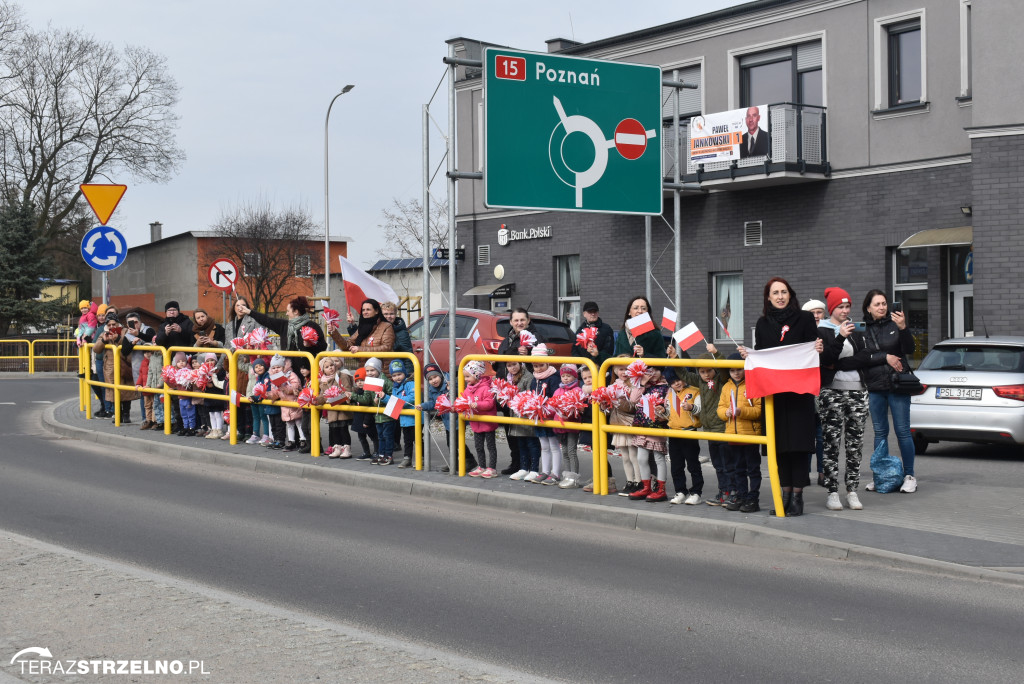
[0,200,70,335]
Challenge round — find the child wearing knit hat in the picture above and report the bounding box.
[553,364,584,488]
[350,357,396,464]
[462,359,499,478]
[389,359,417,468]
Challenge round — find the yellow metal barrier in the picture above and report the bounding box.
[227,348,319,453]
[595,357,783,516]
[28,338,80,373]
[456,354,601,481]
[0,339,30,372]
[312,351,422,468]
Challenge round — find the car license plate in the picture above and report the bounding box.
[936,387,982,400]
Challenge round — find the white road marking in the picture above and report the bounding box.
[31,400,53,404]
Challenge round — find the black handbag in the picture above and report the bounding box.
[890,369,924,395]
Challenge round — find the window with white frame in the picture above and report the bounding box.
[294,254,311,278]
[713,273,743,344]
[243,252,261,277]
[873,10,927,111]
[556,254,580,329]
[959,0,972,99]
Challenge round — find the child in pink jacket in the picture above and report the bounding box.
[277,361,306,452]
[463,360,499,478]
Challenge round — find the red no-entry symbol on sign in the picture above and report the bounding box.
[614,118,649,160]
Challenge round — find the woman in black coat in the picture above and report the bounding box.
[238,295,327,376]
[741,277,823,516]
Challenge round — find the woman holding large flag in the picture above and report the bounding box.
[740,277,823,516]
[614,296,667,359]
[328,299,394,354]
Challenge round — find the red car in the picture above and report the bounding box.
[408,308,575,374]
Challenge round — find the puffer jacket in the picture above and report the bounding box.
[717,378,762,436]
[860,315,916,392]
[462,375,497,433]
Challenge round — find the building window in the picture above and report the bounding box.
[959,0,972,99]
[873,10,926,112]
[893,248,928,365]
[662,63,702,121]
[556,254,580,329]
[294,254,311,278]
[888,22,922,106]
[739,41,822,107]
[713,272,743,345]
[243,252,261,277]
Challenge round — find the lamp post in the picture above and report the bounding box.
[323,85,355,301]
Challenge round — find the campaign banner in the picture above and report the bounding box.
[688,105,768,163]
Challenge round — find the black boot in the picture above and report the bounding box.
[787,491,804,517]
[771,491,793,516]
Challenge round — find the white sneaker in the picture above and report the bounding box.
[865,481,876,491]
[205,428,221,439]
[509,469,529,480]
[900,475,918,493]
[846,492,863,510]
[669,492,686,505]
[524,471,540,483]
[698,455,711,464]
[826,492,843,510]
[684,493,702,505]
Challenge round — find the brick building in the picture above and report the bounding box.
[450,0,1019,362]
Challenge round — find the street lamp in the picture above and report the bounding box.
[323,84,355,301]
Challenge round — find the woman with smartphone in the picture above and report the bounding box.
[816,287,871,511]
[859,289,918,493]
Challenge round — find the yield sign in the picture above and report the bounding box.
[207,258,238,292]
[80,184,127,225]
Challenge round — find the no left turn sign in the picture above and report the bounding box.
[207,259,238,292]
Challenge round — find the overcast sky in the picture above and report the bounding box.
[22,0,745,267]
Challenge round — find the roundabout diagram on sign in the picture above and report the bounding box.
[547,95,656,208]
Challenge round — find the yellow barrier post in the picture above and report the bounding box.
[595,357,784,514]
[112,344,122,425]
[78,344,86,412]
[28,340,34,374]
[162,346,239,439]
[84,344,92,420]
[456,354,600,483]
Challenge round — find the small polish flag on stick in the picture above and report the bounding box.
[672,322,705,351]
[384,395,405,419]
[716,316,739,347]
[230,390,241,407]
[626,312,656,336]
[363,376,385,393]
[744,341,820,399]
[661,308,677,331]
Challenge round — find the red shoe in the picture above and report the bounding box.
[646,480,668,502]
[628,479,652,500]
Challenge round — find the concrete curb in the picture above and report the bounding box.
[43,400,1024,587]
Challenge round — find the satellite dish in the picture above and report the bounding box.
[494,265,505,280]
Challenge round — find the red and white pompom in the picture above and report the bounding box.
[230,337,248,350]
[245,328,269,349]
[624,359,649,382]
[296,387,316,408]
[433,393,453,416]
[452,395,474,416]
[575,327,597,349]
[300,326,318,344]
[553,387,589,420]
[509,390,547,422]
[589,385,624,413]
[321,307,340,327]
[174,367,195,389]
[519,330,537,348]
[489,377,518,406]
[194,365,211,391]
[161,365,178,385]
[251,382,268,400]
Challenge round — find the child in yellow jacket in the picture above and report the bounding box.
[664,368,704,505]
[716,353,763,512]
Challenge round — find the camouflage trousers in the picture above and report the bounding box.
[819,388,869,493]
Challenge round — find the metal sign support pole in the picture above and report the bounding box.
[644,216,652,303]
[673,69,682,321]
[422,103,432,471]
[101,272,108,306]
[447,45,459,476]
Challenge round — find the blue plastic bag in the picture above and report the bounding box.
[869,439,904,493]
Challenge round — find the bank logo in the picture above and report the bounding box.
[498,226,509,246]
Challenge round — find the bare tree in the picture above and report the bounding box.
[210,199,323,314]
[0,3,184,280]
[374,197,449,260]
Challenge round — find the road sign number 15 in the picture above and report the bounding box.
[495,55,526,81]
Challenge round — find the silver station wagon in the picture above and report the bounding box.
[910,336,1024,453]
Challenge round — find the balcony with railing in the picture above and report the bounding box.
[663,103,829,189]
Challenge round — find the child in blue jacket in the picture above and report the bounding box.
[389,360,417,468]
[416,363,477,473]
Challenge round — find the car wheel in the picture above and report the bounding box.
[913,434,930,455]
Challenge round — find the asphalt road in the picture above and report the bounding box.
[2,379,1022,683]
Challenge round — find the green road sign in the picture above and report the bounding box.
[484,47,662,215]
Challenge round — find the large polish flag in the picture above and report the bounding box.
[626,312,656,336]
[744,342,820,399]
[338,254,399,314]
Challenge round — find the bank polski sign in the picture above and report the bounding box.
[497,223,552,246]
[484,48,662,215]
